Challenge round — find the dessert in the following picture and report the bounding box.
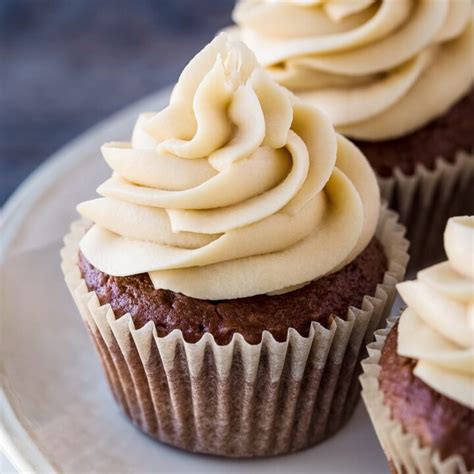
[62,34,408,457]
[361,216,474,473]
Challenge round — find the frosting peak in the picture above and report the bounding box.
[397,216,474,409]
[233,0,474,140]
[78,34,380,300]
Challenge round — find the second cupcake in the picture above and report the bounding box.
[62,33,408,457]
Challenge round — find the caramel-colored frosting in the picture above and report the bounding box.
[397,216,474,409]
[233,0,473,140]
[78,34,379,300]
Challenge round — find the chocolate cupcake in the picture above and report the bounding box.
[61,34,408,457]
[233,1,474,268]
[361,216,474,473]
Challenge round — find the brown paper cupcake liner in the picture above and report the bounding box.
[61,206,408,458]
[379,150,474,271]
[360,317,471,474]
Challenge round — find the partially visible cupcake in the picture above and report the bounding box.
[232,1,474,267]
[361,216,474,473]
[61,33,409,457]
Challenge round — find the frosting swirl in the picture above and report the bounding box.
[233,0,474,140]
[397,216,474,409]
[78,34,379,300]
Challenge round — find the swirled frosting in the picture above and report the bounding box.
[233,0,474,140]
[78,33,380,300]
[397,216,474,409]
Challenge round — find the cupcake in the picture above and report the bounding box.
[232,1,474,267]
[61,33,408,457]
[361,216,474,473]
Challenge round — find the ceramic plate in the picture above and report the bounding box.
[0,88,397,473]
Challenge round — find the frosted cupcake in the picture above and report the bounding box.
[233,1,474,267]
[361,216,474,473]
[61,34,408,457]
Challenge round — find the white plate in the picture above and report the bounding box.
[0,88,394,474]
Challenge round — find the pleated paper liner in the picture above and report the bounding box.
[61,206,408,458]
[360,317,470,474]
[379,150,473,271]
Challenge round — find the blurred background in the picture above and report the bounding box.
[0,0,235,204]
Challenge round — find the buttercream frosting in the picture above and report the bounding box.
[233,0,474,140]
[78,33,380,300]
[397,216,474,409]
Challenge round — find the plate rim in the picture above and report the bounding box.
[0,87,172,473]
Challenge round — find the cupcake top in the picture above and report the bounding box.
[233,1,473,140]
[78,33,379,300]
[397,216,474,409]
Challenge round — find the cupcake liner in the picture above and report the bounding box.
[61,206,408,458]
[379,150,474,271]
[360,317,470,474]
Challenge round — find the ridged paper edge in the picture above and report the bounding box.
[379,150,474,270]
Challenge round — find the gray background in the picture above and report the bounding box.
[0,0,235,204]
